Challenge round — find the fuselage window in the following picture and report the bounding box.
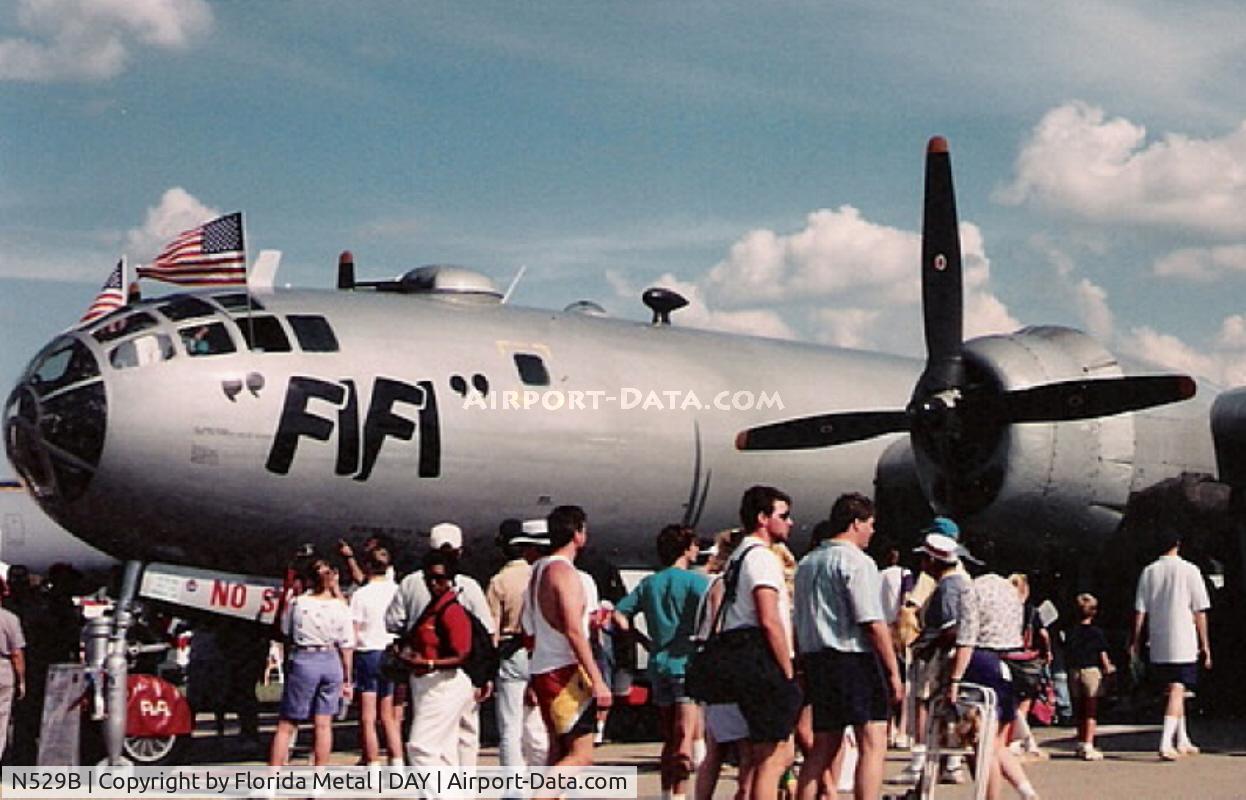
[180,322,236,357]
[514,353,550,386]
[92,312,158,344]
[238,316,292,353]
[109,334,175,369]
[212,293,265,313]
[159,296,218,322]
[287,315,339,352]
[27,338,100,396]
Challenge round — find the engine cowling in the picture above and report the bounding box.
[914,325,1211,549]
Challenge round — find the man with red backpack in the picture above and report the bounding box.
[393,549,476,767]
[386,522,497,767]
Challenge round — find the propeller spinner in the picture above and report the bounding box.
[736,137,1196,514]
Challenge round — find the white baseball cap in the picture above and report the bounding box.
[430,522,463,550]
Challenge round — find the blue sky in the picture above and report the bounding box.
[4,1,1246,469]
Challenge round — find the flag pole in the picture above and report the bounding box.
[241,212,256,347]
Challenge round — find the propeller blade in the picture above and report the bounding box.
[919,136,964,392]
[735,410,910,451]
[1000,375,1196,424]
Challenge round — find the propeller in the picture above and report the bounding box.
[736,137,1196,468]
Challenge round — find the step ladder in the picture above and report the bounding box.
[915,682,997,800]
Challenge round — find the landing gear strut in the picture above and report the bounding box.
[99,560,143,766]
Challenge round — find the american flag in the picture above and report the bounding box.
[79,258,127,325]
[136,212,247,286]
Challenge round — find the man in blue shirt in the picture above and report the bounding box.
[793,493,902,800]
[613,525,709,800]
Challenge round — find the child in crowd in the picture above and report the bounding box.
[1066,593,1115,760]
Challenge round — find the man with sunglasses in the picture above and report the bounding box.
[719,485,802,800]
[386,522,497,767]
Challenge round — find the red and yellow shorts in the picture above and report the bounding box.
[530,663,597,738]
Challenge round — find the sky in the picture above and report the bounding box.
[4,1,1246,475]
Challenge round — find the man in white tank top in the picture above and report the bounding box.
[523,505,611,770]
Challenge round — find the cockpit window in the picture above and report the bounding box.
[212,293,265,313]
[237,316,292,353]
[159,295,218,322]
[26,338,100,396]
[92,312,158,344]
[287,315,339,352]
[179,322,236,357]
[109,334,176,369]
[514,353,551,386]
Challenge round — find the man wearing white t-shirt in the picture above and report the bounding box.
[1129,531,1212,760]
[722,485,802,800]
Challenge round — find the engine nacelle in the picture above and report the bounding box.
[914,326,1213,551]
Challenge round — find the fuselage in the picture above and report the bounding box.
[5,286,920,573]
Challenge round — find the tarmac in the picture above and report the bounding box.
[183,706,1246,799]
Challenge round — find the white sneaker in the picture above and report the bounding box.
[889,763,923,785]
[1177,743,1200,756]
[1080,745,1104,761]
[939,766,968,785]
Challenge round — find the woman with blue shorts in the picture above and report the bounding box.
[269,557,354,766]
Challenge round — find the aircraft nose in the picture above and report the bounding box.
[3,334,107,504]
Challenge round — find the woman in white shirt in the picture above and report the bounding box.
[269,557,354,766]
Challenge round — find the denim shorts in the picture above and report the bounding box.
[705,703,748,744]
[650,673,691,707]
[280,649,343,721]
[354,650,394,697]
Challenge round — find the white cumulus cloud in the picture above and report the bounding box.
[124,187,219,261]
[810,308,881,349]
[1217,315,1246,349]
[612,206,1018,354]
[1121,327,1223,382]
[1153,244,1246,281]
[0,0,212,82]
[703,207,921,308]
[607,270,796,341]
[997,102,1246,237]
[1120,323,1246,388]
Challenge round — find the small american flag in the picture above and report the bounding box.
[137,212,247,286]
[79,258,127,325]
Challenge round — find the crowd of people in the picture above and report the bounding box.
[0,563,83,765]
[0,492,1217,800]
[249,487,1212,800]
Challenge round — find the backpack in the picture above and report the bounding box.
[459,604,500,689]
[408,590,500,688]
